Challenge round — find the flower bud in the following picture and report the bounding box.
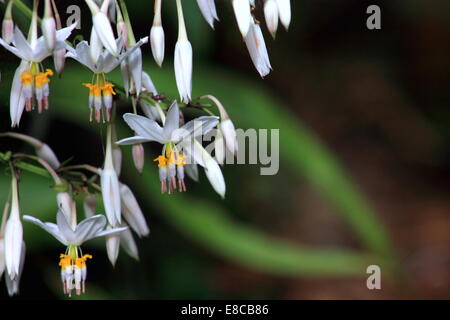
[120,183,150,237]
[36,143,61,169]
[132,143,145,174]
[244,22,272,77]
[264,0,279,39]
[2,17,13,45]
[276,0,291,31]
[105,229,120,267]
[150,25,165,67]
[221,119,238,155]
[215,127,225,165]
[5,177,23,279]
[86,0,118,56]
[53,48,66,76]
[232,0,252,37]
[196,0,218,29]
[174,39,193,103]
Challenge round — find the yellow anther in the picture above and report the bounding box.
[166,151,176,165]
[35,70,52,88]
[59,254,71,269]
[20,70,33,85]
[75,254,93,268]
[154,155,168,168]
[176,154,186,167]
[102,82,116,96]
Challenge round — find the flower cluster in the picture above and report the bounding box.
[0,0,292,297]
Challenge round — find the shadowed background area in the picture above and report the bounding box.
[1,0,450,299]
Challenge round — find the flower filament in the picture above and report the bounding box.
[59,245,92,297]
[83,73,116,123]
[154,143,187,193]
[20,62,54,113]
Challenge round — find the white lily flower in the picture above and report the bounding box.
[23,210,127,296]
[232,0,252,37]
[150,0,165,67]
[244,21,272,77]
[196,0,219,29]
[276,0,291,30]
[66,36,148,122]
[0,22,76,126]
[85,0,118,57]
[175,0,193,103]
[120,183,150,238]
[4,176,23,280]
[101,125,122,227]
[117,101,219,194]
[264,0,279,39]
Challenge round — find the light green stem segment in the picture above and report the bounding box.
[4,0,14,19]
[175,0,188,40]
[117,0,136,46]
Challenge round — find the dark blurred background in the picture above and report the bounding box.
[1,0,450,299]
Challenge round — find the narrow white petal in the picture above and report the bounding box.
[244,22,272,77]
[232,0,252,37]
[196,0,218,28]
[264,0,279,38]
[23,215,68,245]
[105,232,120,266]
[163,101,180,139]
[120,228,139,261]
[9,62,27,127]
[120,184,150,237]
[100,169,121,227]
[36,144,61,169]
[92,11,118,56]
[122,113,165,142]
[276,0,291,30]
[221,119,238,154]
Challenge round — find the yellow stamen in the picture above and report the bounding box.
[102,82,116,96]
[59,254,71,269]
[154,155,168,168]
[35,70,53,88]
[20,70,33,85]
[176,154,186,167]
[75,254,93,268]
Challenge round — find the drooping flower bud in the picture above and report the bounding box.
[196,0,218,29]
[132,143,145,174]
[264,0,279,39]
[174,0,192,103]
[150,0,165,67]
[232,0,252,37]
[120,183,150,238]
[276,0,291,31]
[244,22,272,77]
[1,0,14,44]
[42,0,57,50]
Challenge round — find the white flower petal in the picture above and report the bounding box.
[244,22,272,78]
[264,0,279,38]
[56,210,77,244]
[9,61,27,128]
[232,0,251,37]
[120,184,150,238]
[120,228,139,261]
[276,0,291,30]
[92,11,118,56]
[196,0,218,28]
[173,116,219,143]
[105,232,120,266]
[122,113,165,142]
[23,215,68,245]
[74,215,107,244]
[163,101,180,139]
[150,25,165,67]
[100,168,121,227]
[115,136,152,146]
